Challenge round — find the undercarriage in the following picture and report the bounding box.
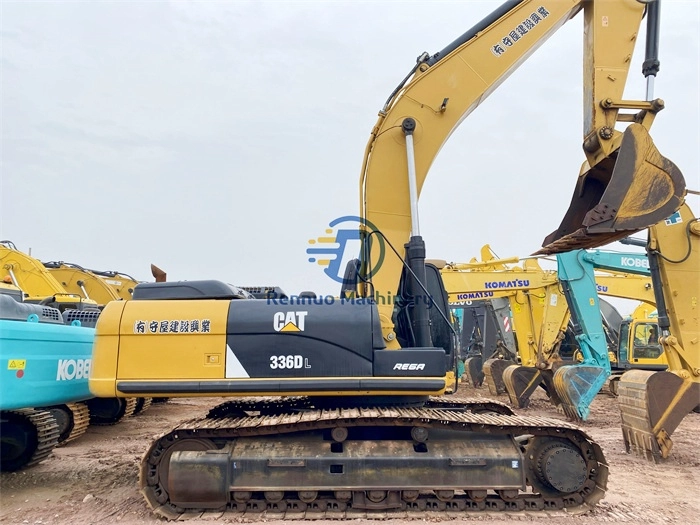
[140,397,608,519]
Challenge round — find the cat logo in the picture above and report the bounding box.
[273,311,308,332]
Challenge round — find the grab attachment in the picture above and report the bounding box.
[538,124,685,255]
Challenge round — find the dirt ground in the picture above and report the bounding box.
[1,385,698,525]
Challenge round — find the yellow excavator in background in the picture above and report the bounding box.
[612,202,699,462]
[90,264,167,300]
[90,0,686,517]
[0,241,100,312]
[44,261,122,306]
[442,251,664,419]
[439,257,572,409]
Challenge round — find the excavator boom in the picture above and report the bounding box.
[360,0,685,329]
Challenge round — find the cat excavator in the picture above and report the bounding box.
[90,0,685,517]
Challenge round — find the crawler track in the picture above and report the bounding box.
[140,397,608,520]
[61,403,91,444]
[0,409,60,472]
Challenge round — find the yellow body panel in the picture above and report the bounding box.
[114,299,227,380]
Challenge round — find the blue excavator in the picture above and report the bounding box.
[0,293,96,471]
[553,249,655,420]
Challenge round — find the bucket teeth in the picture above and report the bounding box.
[502,365,559,409]
[553,365,609,422]
[483,358,515,396]
[618,369,700,462]
[538,124,685,255]
[464,357,484,388]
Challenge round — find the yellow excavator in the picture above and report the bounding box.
[612,202,699,462]
[439,257,572,407]
[90,264,167,300]
[0,242,100,312]
[44,261,122,306]
[90,0,685,517]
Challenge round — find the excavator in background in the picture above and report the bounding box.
[0,293,95,471]
[90,0,686,517]
[443,250,662,421]
[1,241,100,312]
[91,264,167,300]
[554,250,663,401]
[0,242,141,425]
[553,250,657,420]
[440,257,572,408]
[450,297,517,392]
[44,261,123,306]
[613,202,700,462]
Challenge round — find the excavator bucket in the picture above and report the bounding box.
[538,124,685,255]
[502,365,560,409]
[617,370,700,462]
[553,364,609,422]
[483,358,515,396]
[464,356,484,388]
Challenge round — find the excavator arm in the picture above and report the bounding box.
[618,201,700,461]
[359,0,684,345]
[43,262,121,306]
[0,242,99,311]
[440,259,571,409]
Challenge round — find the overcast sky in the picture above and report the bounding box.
[2,1,698,308]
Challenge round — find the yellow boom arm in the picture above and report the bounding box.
[359,0,684,345]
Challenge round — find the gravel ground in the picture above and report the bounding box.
[1,384,698,525]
